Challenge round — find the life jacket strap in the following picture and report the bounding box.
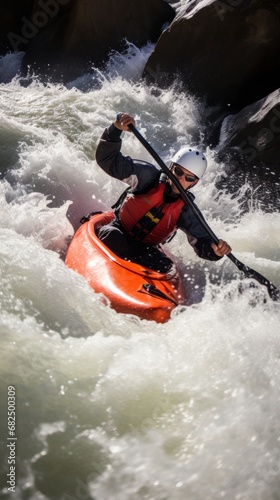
[128,203,166,241]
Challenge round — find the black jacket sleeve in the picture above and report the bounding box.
[95,124,160,192]
[177,203,222,261]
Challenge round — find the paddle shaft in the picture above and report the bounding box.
[129,124,279,301]
[130,125,219,242]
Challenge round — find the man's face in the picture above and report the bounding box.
[170,163,199,194]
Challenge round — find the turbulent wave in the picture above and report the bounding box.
[0,45,280,500]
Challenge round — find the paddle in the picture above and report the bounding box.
[128,124,280,302]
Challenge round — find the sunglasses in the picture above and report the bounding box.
[172,165,198,183]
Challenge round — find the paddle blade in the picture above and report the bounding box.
[228,253,280,302]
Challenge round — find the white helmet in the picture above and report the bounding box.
[171,147,207,178]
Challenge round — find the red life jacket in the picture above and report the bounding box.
[118,182,185,244]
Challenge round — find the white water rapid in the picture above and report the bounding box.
[1,42,280,500]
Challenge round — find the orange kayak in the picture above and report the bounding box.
[65,212,186,322]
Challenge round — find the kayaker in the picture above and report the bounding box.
[95,112,231,273]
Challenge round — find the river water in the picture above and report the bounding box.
[0,41,280,500]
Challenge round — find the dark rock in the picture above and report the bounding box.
[20,0,175,82]
[144,0,280,114]
[216,88,280,210]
